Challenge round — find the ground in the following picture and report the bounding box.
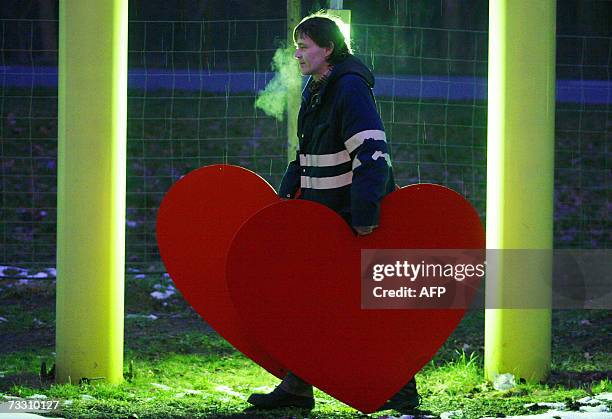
[0,275,610,418]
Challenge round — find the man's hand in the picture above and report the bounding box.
[353,225,378,236]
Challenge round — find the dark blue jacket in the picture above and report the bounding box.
[279,55,395,227]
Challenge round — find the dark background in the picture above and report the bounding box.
[0,0,609,273]
[1,0,610,74]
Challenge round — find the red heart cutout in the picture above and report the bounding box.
[156,164,286,378]
[226,185,484,413]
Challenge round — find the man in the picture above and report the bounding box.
[247,12,419,413]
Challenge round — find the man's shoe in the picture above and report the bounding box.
[247,386,315,410]
[379,378,420,413]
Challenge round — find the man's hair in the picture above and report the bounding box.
[293,11,352,65]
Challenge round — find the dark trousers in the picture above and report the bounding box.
[278,372,313,397]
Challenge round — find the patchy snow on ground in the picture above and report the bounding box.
[492,373,517,390]
[150,382,172,391]
[481,411,611,419]
[480,393,612,419]
[126,313,158,320]
[150,284,176,300]
[214,385,246,400]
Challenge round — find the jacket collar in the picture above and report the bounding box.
[301,55,375,108]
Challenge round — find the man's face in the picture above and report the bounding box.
[294,34,332,78]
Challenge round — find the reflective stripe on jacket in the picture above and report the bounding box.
[279,55,395,227]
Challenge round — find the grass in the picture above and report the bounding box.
[0,276,610,418]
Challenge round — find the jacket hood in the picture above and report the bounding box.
[302,55,375,103]
[327,55,375,89]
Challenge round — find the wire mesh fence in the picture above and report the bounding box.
[0,0,609,279]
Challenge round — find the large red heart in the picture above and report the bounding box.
[226,185,485,413]
[156,164,286,378]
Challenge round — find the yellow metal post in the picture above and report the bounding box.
[485,0,555,382]
[56,0,128,384]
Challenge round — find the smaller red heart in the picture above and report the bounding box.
[227,185,484,412]
[156,164,286,378]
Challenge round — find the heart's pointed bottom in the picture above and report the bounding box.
[227,185,485,412]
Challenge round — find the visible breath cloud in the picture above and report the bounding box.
[255,46,302,121]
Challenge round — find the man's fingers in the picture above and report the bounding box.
[354,225,377,236]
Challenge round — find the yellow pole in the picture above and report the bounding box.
[56,0,128,384]
[485,0,555,382]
